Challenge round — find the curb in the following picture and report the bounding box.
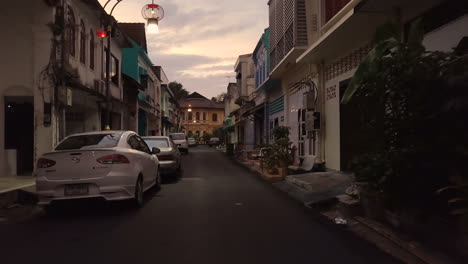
[231,157,462,264]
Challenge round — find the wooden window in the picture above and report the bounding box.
[212,113,218,122]
[89,29,95,70]
[203,112,206,120]
[188,112,193,120]
[80,20,86,64]
[67,7,76,57]
[196,112,200,120]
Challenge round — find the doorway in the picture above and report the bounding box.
[4,96,34,175]
[339,79,370,171]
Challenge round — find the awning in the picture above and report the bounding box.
[241,103,265,117]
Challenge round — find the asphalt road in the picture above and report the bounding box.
[0,145,399,264]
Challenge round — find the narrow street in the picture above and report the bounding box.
[0,146,399,264]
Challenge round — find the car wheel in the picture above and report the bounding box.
[134,176,144,208]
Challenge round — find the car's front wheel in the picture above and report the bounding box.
[134,176,144,208]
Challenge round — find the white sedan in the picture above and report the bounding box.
[35,131,161,209]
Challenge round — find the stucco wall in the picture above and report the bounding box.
[0,0,55,176]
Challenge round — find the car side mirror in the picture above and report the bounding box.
[152,147,161,154]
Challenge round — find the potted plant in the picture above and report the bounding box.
[271,126,294,177]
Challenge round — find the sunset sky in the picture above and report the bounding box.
[99,0,268,98]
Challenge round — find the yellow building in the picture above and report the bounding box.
[179,92,225,137]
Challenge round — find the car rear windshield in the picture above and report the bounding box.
[144,138,170,149]
[170,134,185,140]
[55,134,121,150]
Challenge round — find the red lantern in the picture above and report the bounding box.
[96,30,107,38]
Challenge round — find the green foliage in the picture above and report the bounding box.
[272,126,290,141]
[168,81,189,101]
[341,20,468,226]
[202,132,212,142]
[265,126,295,167]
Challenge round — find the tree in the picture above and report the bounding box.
[343,20,468,230]
[169,81,189,101]
[211,92,227,103]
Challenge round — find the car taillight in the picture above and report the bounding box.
[157,155,173,161]
[37,158,56,168]
[97,154,130,164]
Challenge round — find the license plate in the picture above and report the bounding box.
[65,184,89,196]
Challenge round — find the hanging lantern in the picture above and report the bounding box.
[142,1,165,34]
[96,30,107,38]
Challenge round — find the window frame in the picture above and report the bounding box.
[89,28,95,70]
[79,20,86,64]
[67,7,76,57]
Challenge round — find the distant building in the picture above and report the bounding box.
[179,92,225,138]
[119,23,162,136]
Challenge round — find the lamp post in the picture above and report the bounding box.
[101,0,124,130]
[142,1,165,34]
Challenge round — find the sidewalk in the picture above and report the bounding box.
[231,155,464,264]
[0,176,35,194]
[0,176,35,209]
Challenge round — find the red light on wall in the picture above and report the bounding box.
[96,30,107,38]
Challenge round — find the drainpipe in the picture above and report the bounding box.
[318,61,326,165]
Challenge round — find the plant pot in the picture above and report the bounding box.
[361,192,385,221]
[278,160,288,167]
[267,168,277,175]
[278,167,288,178]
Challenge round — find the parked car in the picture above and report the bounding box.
[208,137,221,147]
[170,133,189,154]
[187,137,197,147]
[143,136,181,177]
[35,131,161,209]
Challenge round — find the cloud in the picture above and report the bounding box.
[100,0,268,98]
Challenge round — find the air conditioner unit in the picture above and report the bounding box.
[303,91,316,110]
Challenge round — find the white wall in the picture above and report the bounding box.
[423,14,468,52]
[0,0,55,176]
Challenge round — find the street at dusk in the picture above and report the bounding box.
[1,0,467,263]
[0,146,399,264]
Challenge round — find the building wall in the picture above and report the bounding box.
[423,14,468,52]
[0,0,55,176]
[180,107,224,136]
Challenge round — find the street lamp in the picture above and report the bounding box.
[142,1,165,34]
[101,0,125,130]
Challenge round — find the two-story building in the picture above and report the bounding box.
[295,0,468,171]
[153,66,179,136]
[179,92,224,138]
[0,0,130,177]
[233,54,256,149]
[119,23,161,136]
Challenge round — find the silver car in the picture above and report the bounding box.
[169,133,189,154]
[143,136,182,177]
[35,131,161,209]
